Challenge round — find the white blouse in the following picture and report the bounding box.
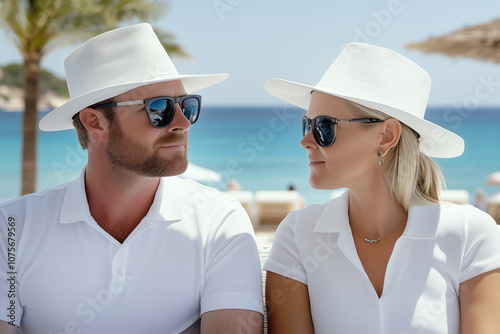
[264,191,500,334]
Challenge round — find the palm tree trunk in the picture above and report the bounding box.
[21,54,41,195]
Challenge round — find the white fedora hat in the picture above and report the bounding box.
[39,23,229,131]
[265,43,464,158]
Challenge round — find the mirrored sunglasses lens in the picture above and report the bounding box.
[181,97,200,124]
[315,117,335,146]
[148,99,175,128]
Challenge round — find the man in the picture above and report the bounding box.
[0,23,263,333]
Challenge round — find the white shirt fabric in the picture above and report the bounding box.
[0,169,263,333]
[264,191,500,334]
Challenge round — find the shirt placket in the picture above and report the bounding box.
[336,228,383,333]
[107,218,156,291]
[110,243,130,292]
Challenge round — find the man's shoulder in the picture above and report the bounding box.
[163,176,234,205]
[166,176,216,191]
[0,180,72,212]
[0,181,73,237]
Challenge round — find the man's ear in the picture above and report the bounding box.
[78,108,111,142]
[378,118,402,155]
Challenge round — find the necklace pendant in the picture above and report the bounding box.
[352,211,407,245]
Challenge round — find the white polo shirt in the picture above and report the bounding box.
[264,191,500,334]
[0,169,263,333]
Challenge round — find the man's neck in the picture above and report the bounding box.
[84,160,160,243]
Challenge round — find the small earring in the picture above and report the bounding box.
[377,150,384,166]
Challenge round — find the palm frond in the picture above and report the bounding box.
[0,0,185,58]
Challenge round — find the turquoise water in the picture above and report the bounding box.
[1,106,499,205]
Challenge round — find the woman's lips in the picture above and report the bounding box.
[309,158,325,166]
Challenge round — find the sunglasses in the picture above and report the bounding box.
[302,115,383,147]
[91,95,202,129]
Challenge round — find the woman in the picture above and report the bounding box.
[263,43,500,333]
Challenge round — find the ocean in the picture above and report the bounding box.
[1,105,499,205]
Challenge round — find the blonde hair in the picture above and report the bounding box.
[342,99,445,210]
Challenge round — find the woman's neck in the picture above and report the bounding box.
[347,187,406,238]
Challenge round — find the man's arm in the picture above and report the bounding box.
[199,198,264,333]
[201,309,262,334]
[0,320,17,334]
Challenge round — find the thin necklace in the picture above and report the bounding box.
[350,212,406,244]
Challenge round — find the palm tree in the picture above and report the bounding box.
[0,0,188,195]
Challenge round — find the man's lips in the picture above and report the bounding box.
[159,142,184,149]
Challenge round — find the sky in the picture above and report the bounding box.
[0,0,499,107]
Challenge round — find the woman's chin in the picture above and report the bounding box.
[309,177,333,190]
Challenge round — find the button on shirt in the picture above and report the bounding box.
[0,169,263,333]
[264,191,500,334]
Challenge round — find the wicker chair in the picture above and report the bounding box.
[259,246,271,334]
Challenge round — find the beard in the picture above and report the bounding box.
[106,122,188,177]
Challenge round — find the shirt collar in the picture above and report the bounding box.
[313,190,350,234]
[60,167,182,224]
[60,168,93,224]
[149,176,182,222]
[313,190,440,240]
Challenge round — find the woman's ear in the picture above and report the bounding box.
[78,108,111,142]
[378,118,402,155]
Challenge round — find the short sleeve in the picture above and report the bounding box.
[460,207,500,283]
[200,200,264,315]
[263,212,307,284]
[0,208,23,326]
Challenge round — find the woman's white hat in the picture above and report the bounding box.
[39,23,229,131]
[265,43,464,158]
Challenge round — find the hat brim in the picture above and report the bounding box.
[265,78,464,158]
[39,73,229,131]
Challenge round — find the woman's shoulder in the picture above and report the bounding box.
[443,203,498,235]
[438,202,495,224]
[278,195,347,235]
[410,201,498,237]
[290,201,332,220]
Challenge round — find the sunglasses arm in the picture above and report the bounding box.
[91,100,144,109]
[111,100,144,107]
